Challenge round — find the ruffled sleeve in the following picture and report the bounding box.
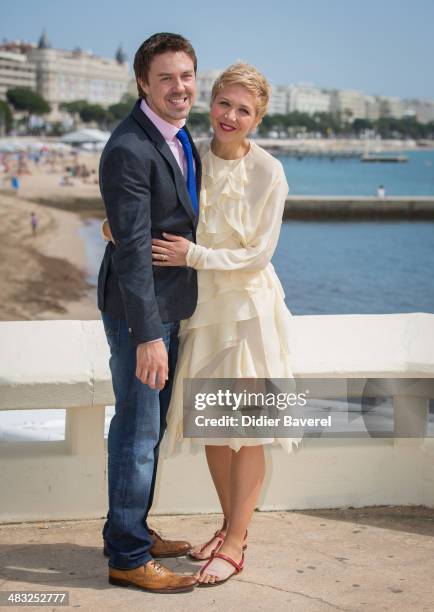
[186,164,288,271]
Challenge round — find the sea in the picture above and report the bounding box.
[278,149,434,197]
[1,148,433,442]
[80,148,434,316]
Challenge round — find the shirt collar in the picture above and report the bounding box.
[140,98,186,141]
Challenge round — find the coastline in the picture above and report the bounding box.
[256,137,434,155]
[0,191,98,321]
[7,149,105,216]
[0,139,432,322]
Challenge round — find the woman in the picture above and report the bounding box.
[151,62,302,586]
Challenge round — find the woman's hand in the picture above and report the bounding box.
[152,233,191,267]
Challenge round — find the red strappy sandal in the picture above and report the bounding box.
[188,527,226,560]
[198,551,245,587]
[188,528,248,561]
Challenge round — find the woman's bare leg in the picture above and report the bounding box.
[205,445,232,519]
[198,445,266,584]
[190,445,232,558]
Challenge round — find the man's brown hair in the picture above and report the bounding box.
[134,32,197,98]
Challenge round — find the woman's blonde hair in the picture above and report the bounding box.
[210,62,271,120]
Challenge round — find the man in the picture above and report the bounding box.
[97,33,200,594]
[30,212,38,236]
[377,184,386,198]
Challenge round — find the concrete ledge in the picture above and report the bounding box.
[1,314,434,521]
[284,196,434,219]
[1,314,434,411]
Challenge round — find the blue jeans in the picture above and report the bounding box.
[101,312,180,569]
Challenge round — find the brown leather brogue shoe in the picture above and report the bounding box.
[103,529,191,559]
[108,560,197,594]
[149,528,191,558]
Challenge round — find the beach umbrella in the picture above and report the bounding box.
[61,128,110,145]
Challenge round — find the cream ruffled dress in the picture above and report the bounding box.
[164,140,303,455]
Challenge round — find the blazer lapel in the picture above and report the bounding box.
[131,101,197,223]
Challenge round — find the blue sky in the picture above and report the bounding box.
[1,0,433,99]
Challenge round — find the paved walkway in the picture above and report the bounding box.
[0,507,433,611]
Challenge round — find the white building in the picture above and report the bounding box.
[288,83,330,114]
[25,33,130,118]
[0,33,131,119]
[0,46,37,101]
[127,77,138,99]
[363,95,381,121]
[268,85,290,115]
[194,69,221,111]
[401,99,434,123]
[329,89,366,120]
[378,96,404,119]
[3,38,433,127]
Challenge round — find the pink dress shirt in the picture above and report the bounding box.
[140,99,187,177]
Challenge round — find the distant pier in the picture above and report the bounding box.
[283,196,434,220]
[361,154,408,163]
[256,137,434,161]
[267,147,363,160]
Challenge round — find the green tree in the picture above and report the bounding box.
[399,116,423,139]
[79,103,108,125]
[0,100,13,134]
[258,113,291,137]
[49,121,66,136]
[59,100,88,115]
[311,112,342,136]
[257,114,274,136]
[121,92,136,104]
[376,116,401,138]
[352,118,373,135]
[108,99,134,122]
[273,113,291,136]
[258,115,271,136]
[286,112,316,135]
[424,121,434,139]
[187,111,210,135]
[6,87,50,115]
[253,110,434,140]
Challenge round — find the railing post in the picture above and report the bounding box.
[393,395,429,446]
[65,405,106,455]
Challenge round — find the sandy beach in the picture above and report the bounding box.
[0,191,99,321]
[0,147,107,320]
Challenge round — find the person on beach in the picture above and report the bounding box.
[151,63,302,587]
[30,212,37,236]
[11,175,20,195]
[377,184,386,198]
[97,33,201,594]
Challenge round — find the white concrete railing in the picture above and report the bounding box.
[1,314,434,523]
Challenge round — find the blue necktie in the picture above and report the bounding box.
[176,128,199,215]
